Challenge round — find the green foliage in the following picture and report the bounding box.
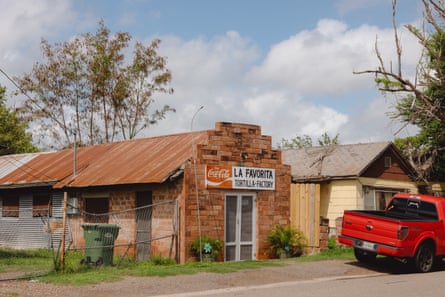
[328,237,337,250]
[266,225,307,258]
[0,248,52,273]
[317,132,340,146]
[0,86,38,155]
[295,246,354,262]
[0,246,354,284]
[149,255,175,265]
[190,236,223,261]
[277,132,339,149]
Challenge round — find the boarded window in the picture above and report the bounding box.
[33,194,52,217]
[85,198,109,223]
[2,196,19,217]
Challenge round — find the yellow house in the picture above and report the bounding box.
[282,142,418,235]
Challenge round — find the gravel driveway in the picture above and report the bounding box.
[0,260,375,297]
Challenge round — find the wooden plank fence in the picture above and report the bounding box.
[290,183,321,252]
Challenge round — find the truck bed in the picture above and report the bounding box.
[346,209,438,222]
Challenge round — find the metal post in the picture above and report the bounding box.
[191,106,204,261]
[73,131,77,177]
[60,191,68,271]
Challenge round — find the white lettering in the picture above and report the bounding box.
[207,168,230,179]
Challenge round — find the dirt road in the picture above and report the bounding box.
[0,260,375,297]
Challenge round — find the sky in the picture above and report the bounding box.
[0,0,426,149]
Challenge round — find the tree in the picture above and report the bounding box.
[354,0,445,180]
[16,20,174,149]
[0,86,38,155]
[277,132,340,149]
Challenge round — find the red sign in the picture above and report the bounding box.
[206,165,232,189]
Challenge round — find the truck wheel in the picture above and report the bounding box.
[414,244,434,273]
[354,248,376,263]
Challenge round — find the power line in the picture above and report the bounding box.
[0,68,30,99]
[2,153,57,183]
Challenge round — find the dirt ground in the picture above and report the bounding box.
[0,260,376,297]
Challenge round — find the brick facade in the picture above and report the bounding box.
[182,122,291,262]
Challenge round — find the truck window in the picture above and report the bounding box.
[386,198,438,220]
[386,198,407,215]
[418,201,438,220]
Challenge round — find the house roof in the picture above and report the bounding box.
[0,153,43,179]
[0,131,209,189]
[282,142,408,182]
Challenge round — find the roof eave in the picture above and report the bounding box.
[0,181,57,189]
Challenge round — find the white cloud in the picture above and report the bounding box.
[247,19,420,97]
[341,94,419,144]
[0,0,76,92]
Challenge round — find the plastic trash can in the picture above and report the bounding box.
[81,224,120,266]
[97,224,120,266]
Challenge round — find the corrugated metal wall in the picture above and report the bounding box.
[0,192,69,249]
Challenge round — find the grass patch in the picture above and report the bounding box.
[0,248,54,273]
[0,246,354,285]
[38,258,283,284]
[296,246,354,262]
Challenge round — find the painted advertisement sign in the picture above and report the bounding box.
[206,165,275,191]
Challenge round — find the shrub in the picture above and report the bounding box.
[328,236,337,250]
[190,236,223,261]
[266,225,306,258]
[150,255,175,265]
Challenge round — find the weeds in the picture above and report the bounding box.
[0,246,353,284]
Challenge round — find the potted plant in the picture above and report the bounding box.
[266,225,306,259]
[190,236,223,262]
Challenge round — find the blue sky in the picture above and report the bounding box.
[0,0,424,148]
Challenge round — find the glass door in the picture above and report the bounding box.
[225,193,256,261]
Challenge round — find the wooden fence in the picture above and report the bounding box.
[290,183,321,252]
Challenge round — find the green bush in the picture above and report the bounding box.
[150,255,175,265]
[328,237,337,250]
[190,236,223,261]
[266,225,307,259]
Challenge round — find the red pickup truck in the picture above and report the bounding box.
[339,193,445,272]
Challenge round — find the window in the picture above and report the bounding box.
[363,187,400,210]
[33,194,51,217]
[2,196,19,217]
[387,198,438,220]
[85,198,109,223]
[384,156,392,168]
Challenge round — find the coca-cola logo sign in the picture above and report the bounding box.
[207,167,231,179]
[206,165,232,189]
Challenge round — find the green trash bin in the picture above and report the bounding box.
[97,224,120,266]
[81,224,120,266]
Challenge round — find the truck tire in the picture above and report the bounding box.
[354,248,376,263]
[414,243,434,273]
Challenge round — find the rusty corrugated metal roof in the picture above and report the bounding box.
[0,153,43,179]
[282,142,394,181]
[0,130,209,189]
